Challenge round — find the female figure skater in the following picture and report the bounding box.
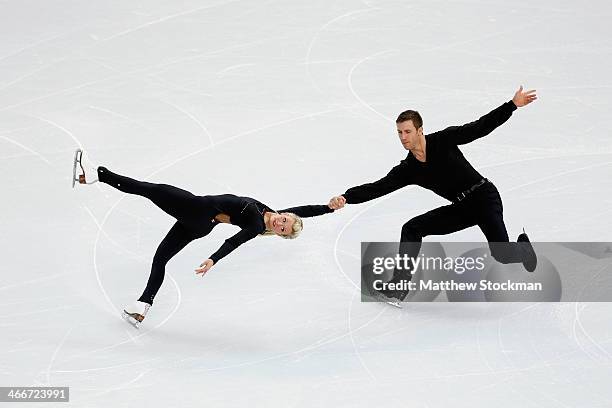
[73,150,336,327]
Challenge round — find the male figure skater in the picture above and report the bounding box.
[329,86,538,302]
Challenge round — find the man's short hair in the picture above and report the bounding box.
[396,110,423,129]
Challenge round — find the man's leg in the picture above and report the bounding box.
[383,203,477,300]
[475,184,536,271]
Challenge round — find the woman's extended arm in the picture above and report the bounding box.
[194,228,259,276]
[277,204,335,218]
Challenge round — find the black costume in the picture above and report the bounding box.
[342,100,534,298]
[97,166,333,304]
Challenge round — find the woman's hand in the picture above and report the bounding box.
[328,195,346,210]
[195,259,214,276]
[512,85,537,108]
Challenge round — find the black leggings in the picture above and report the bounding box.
[397,181,527,278]
[98,167,217,305]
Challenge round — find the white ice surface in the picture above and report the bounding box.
[1,0,612,407]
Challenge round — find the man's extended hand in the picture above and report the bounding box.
[512,85,537,108]
[328,195,346,210]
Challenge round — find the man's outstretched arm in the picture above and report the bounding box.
[444,86,537,145]
[329,161,410,209]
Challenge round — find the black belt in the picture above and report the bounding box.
[454,178,488,202]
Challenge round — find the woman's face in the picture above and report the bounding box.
[270,212,295,236]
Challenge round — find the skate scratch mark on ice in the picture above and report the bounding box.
[0,305,77,319]
[124,327,143,346]
[348,290,377,381]
[99,0,242,42]
[399,366,541,382]
[0,60,66,92]
[490,303,600,389]
[496,305,558,406]
[159,99,214,147]
[0,36,284,113]
[0,272,69,292]
[574,262,612,361]
[53,358,161,373]
[501,160,612,195]
[573,304,600,362]
[135,35,286,72]
[145,108,340,176]
[88,105,157,133]
[58,275,181,364]
[26,115,84,150]
[470,333,582,396]
[80,56,123,74]
[3,339,33,353]
[0,71,137,113]
[304,7,378,94]
[43,326,74,386]
[347,49,398,123]
[365,312,436,342]
[88,105,136,122]
[474,306,500,388]
[299,58,360,66]
[539,207,612,236]
[89,202,124,318]
[217,63,256,76]
[335,248,359,260]
[82,205,148,263]
[0,135,53,165]
[147,74,214,99]
[81,370,151,403]
[114,207,152,224]
[0,126,40,135]
[421,19,554,55]
[195,307,386,372]
[0,27,84,64]
[476,306,513,389]
[525,309,574,408]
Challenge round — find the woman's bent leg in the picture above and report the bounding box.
[138,222,201,305]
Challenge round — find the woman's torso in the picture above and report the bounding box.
[200,194,272,232]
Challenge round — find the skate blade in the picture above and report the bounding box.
[72,148,82,188]
[122,311,141,329]
[370,291,403,308]
[386,300,402,308]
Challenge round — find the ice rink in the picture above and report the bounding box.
[1,0,612,406]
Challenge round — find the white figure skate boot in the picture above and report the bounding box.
[122,301,151,329]
[72,148,99,187]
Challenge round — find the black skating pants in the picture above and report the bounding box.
[98,167,218,305]
[396,181,527,280]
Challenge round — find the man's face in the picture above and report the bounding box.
[396,120,422,150]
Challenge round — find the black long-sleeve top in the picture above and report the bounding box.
[206,194,334,264]
[343,100,518,204]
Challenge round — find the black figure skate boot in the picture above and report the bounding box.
[517,228,537,272]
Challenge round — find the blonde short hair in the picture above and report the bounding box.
[262,212,303,239]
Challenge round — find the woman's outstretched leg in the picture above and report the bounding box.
[98,166,202,222]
